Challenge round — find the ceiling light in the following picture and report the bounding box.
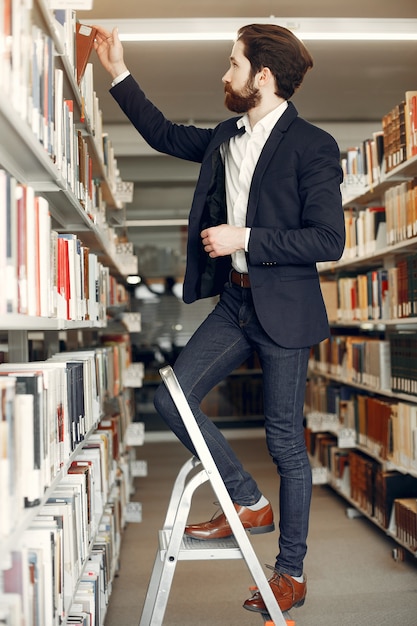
[126,275,142,285]
[92,17,417,43]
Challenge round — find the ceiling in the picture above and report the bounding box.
[78,1,417,279]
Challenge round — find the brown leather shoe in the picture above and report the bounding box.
[243,571,306,613]
[184,502,274,540]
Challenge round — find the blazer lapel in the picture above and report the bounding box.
[246,102,298,225]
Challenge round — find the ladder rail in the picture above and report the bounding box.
[140,469,210,626]
[159,365,288,626]
[162,456,203,530]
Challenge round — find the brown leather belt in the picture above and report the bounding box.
[230,269,251,288]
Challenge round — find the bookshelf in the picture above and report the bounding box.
[308,99,417,559]
[0,2,142,624]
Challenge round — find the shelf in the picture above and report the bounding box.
[319,235,417,274]
[0,97,62,191]
[308,366,417,404]
[331,318,417,329]
[0,315,106,332]
[342,153,417,207]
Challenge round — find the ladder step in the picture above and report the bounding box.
[158,529,243,560]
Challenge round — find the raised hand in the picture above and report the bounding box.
[93,26,128,79]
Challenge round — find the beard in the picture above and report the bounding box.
[224,78,261,113]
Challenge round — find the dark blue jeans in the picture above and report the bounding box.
[154,281,312,577]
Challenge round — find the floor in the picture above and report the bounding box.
[104,432,417,626]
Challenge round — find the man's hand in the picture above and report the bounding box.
[201,225,246,258]
[93,26,128,80]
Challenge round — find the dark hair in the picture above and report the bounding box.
[237,24,314,100]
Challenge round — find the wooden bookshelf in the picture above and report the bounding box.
[311,101,417,558]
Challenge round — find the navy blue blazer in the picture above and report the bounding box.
[110,75,345,348]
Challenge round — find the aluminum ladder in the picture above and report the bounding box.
[138,364,295,626]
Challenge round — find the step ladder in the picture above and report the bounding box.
[138,365,295,626]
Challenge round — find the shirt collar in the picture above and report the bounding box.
[237,100,288,135]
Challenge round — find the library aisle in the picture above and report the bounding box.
[104,433,417,626]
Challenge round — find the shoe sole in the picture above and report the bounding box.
[248,522,275,535]
[243,597,305,614]
[185,522,275,540]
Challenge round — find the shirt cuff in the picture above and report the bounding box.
[111,70,131,87]
[244,228,251,252]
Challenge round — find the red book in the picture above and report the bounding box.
[76,23,97,84]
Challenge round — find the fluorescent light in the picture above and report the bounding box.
[93,17,417,42]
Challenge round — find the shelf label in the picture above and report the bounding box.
[338,428,356,448]
[131,460,148,477]
[125,422,145,446]
[121,313,141,333]
[125,502,142,523]
[312,466,328,485]
[115,181,134,203]
[123,363,144,388]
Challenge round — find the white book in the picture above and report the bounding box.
[37,196,52,317]
[54,68,64,175]
[0,170,7,315]
[14,393,43,507]
[56,479,89,564]
[88,252,99,322]
[25,186,37,316]
[73,578,97,626]
[42,500,77,613]
[23,527,57,626]
[30,514,64,621]
[5,173,18,313]
[0,592,24,625]
[2,548,31,626]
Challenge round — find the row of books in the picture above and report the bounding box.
[341,89,417,198]
[336,268,389,322]
[336,253,417,321]
[1,416,131,626]
[341,131,385,188]
[385,178,417,246]
[0,169,127,321]
[382,90,417,173]
[305,377,417,472]
[343,179,417,261]
[0,341,134,536]
[311,335,392,392]
[312,332,417,398]
[306,431,417,545]
[1,2,123,212]
[343,205,386,260]
[200,374,264,419]
[390,332,417,396]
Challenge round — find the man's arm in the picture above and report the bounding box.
[93,26,213,163]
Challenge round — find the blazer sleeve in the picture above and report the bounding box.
[110,74,213,163]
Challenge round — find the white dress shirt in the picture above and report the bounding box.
[222,101,288,273]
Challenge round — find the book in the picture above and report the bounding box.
[392,498,417,552]
[0,370,45,507]
[375,470,417,529]
[404,91,417,159]
[75,23,97,85]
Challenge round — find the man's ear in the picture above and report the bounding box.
[257,66,273,86]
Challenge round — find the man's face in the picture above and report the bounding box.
[222,39,261,113]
